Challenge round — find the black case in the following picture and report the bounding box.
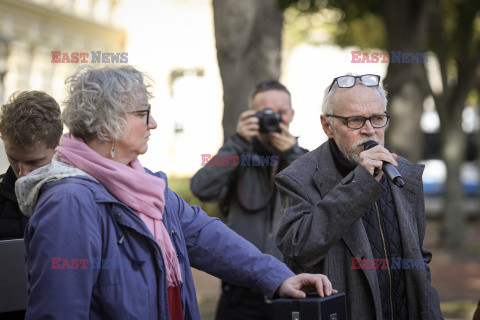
[273,292,347,320]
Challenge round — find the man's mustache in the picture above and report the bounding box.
[352,136,381,152]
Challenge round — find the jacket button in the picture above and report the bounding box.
[171,230,177,236]
[115,213,121,219]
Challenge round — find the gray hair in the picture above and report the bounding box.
[62,65,153,142]
[321,76,388,121]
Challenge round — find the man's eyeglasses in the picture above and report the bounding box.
[326,112,390,129]
[328,74,380,92]
[128,104,151,125]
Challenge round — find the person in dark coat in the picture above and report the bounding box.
[191,80,308,320]
[275,74,443,319]
[0,91,62,318]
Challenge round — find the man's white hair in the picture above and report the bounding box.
[321,74,388,122]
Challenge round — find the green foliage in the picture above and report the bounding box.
[167,176,223,220]
[428,0,480,61]
[281,0,387,50]
[283,6,343,47]
[334,13,386,49]
[426,0,480,123]
[466,90,479,107]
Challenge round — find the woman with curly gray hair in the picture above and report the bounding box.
[16,65,336,320]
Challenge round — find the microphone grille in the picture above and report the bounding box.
[364,140,379,151]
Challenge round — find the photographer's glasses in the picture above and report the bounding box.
[326,112,390,129]
[328,74,380,92]
[128,104,151,125]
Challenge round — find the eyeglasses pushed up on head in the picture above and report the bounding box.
[326,112,390,129]
[128,104,151,125]
[328,74,380,92]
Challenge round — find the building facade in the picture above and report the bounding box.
[0,0,126,171]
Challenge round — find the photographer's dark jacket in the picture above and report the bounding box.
[190,133,307,259]
[0,166,28,239]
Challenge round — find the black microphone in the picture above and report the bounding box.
[364,140,404,188]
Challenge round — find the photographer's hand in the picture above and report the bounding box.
[236,110,259,142]
[268,123,297,152]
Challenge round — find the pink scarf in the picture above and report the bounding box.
[56,133,182,287]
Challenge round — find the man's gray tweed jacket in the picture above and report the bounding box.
[275,141,443,320]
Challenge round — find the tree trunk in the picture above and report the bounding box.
[212,0,284,142]
[440,124,467,247]
[383,67,427,162]
[382,0,431,163]
[437,58,478,247]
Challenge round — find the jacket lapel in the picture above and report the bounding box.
[389,161,429,319]
[313,143,381,307]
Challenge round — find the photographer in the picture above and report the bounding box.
[191,80,307,320]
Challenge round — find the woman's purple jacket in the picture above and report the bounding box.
[23,170,293,319]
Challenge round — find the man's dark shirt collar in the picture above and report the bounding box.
[329,138,356,177]
[0,166,18,203]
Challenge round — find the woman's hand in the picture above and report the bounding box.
[277,273,338,298]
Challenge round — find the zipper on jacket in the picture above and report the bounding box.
[375,202,394,320]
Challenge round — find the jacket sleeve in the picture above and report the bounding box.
[24,184,101,319]
[420,246,443,318]
[275,165,385,271]
[171,188,294,298]
[279,143,308,167]
[190,134,251,202]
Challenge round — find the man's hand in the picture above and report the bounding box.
[277,273,338,299]
[359,144,398,181]
[268,123,297,152]
[236,110,259,142]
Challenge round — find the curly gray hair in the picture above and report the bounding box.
[62,65,153,142]
[321,75,388,125]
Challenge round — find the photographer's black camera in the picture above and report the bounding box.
[254,108,282,133]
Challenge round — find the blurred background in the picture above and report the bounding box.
[0,0,478,318]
